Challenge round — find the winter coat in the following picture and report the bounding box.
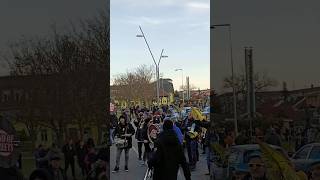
[0,167,24,180]
[62,144,76,161]
[46,166,67,180]
[110,114,118,129]
[114,122,135,149]
[77,145,88,167]
[173,125,183,144]
[148,129,191,180]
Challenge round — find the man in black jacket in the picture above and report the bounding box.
[62,139,76,179]
[46,155,67,180]
[148,120,191,180]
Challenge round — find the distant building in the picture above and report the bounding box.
[216,86,320,126]
[111,78,175,108]
[0,74,107,149]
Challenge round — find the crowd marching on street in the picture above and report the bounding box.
[108,102,320,180]
[110,103,212,180]
[30,133,109,180]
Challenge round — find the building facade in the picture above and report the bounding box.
[0,74,107,149]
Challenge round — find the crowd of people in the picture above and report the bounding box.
[31,136,109,180]
[110,104,211,179]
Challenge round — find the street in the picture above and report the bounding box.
[110,127,210,180]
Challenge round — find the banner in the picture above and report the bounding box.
[0,115,20,168]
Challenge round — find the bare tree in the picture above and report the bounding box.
[112,65,154,105]
[223,71,278,93]
[2,10,109,146]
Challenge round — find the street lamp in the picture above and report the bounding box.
[175,68,184,104]
[212,23,238,136]
[137,26,168,105]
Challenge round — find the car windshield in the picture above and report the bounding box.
[293,145,312,160]
[309,146,320,159]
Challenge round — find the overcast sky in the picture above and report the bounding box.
[110,0,210,90]
[212,0,320,93]
[0,0,107,75]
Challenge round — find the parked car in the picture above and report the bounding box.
[291,143,320,174]
[202,106,211,115]
[181,107,191,118]
[225,144,288,179]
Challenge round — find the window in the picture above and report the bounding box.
[309,146,320,159]
[293,146,312,159]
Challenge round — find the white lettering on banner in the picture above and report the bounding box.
[0,130,14,156]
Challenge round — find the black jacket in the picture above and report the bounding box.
[46,166,67,180]
[110,114,118,129]
[62,144,76,161]
[148,130,191,180]
[114,123,135,149]
[0,167,24,180]
[76,145,88,166]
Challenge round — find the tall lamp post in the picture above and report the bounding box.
[175,68,184,104]
[211,24,238,136]
[137,26,168,105]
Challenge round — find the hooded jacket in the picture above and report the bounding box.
[148,129,191,180]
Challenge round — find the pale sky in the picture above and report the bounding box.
[110,0,210,90]
[212,0,320,93]
[0,0,106,75]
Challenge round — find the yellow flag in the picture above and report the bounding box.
[258,141,303,180]
[191,107,206,121]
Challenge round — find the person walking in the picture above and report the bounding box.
[62,139,76,179]
[76,140,88,177]
[46,155,67,180]
[84,146,97,174]
[141,117,152,165]
[35,144,49,169]
[112,115,135,173]
[243,154,267,180]
[110,112,118,145]
[264,128,282,146]
[134,113,144,161]
[148,119,191,180]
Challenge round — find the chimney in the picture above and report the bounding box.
[311,84,314,88]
